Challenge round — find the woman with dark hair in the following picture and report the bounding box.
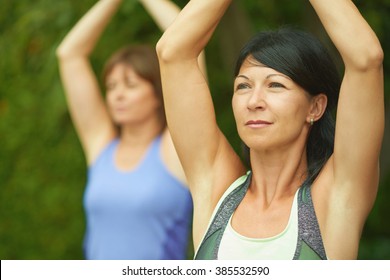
[237,28,341,186]
[56,0,206,260]
[156,0,384,259]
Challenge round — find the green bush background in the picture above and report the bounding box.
[0,0,389,259]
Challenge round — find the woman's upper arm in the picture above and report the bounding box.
[158,57,228,183]
[156,0,242,194]
[329,65,384,225]
[57,57,116,165]
[333,65,384,187]
[55,0,123,163]
[332,42,384,208]
[309,0,384,204]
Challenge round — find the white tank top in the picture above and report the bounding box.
[218,189,299,260]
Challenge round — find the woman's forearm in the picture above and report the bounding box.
[139,0,181,31]
[309,0,383,70]
[142,0,209,79]
[56,0,123,58]
[157,0,232,62]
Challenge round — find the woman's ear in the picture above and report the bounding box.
[307,93,327,124]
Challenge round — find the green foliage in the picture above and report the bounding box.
[0,0,389,260]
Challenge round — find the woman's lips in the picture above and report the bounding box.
[245,120,272,127]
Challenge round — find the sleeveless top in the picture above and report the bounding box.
[194,171,327,260]
[218,187,299,259]
[83,136,193,260]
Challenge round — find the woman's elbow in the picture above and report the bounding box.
[55,44,76,61]
[369,44,384,69]
[156,36,178,64]
[350,43,384,71]
[55,44,67,59]
[55,42,89,61]
[156,32,200,64]
[364,42,384,69]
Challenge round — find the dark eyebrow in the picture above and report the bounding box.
[235,73,292,81]
[266,73,292,80]
[235,74,249,80]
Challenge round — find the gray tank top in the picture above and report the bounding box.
[194,171,327,260]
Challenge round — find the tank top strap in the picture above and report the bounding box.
[88,139,119,170]
[152,134,163,147]
[146,134,163,157]
[293,184,327,260]
[195,172,252,259]
[196,172,328,260]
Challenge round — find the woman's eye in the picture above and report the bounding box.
[106,83,116,91]
[125,80,138,88]
[269,82,285,88]
[236,83,250,91]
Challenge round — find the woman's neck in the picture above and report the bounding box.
[248,143,308,204]
[119,116,164,147]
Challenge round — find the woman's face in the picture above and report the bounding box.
[105,63,160,125]
[232,58,313,152]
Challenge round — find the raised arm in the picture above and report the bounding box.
[140,0,208,79]
[156,0,245,244]
[56,0,196,165]
[56,0,123,165]
[140,0,180,30]
[310,0,384,257]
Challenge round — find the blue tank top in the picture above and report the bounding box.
[83,136,193,260]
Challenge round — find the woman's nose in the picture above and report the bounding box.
[113,84,125,98]
[247,87,266,110]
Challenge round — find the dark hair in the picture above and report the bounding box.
[102,45,166,129]
[235,27,341,184]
